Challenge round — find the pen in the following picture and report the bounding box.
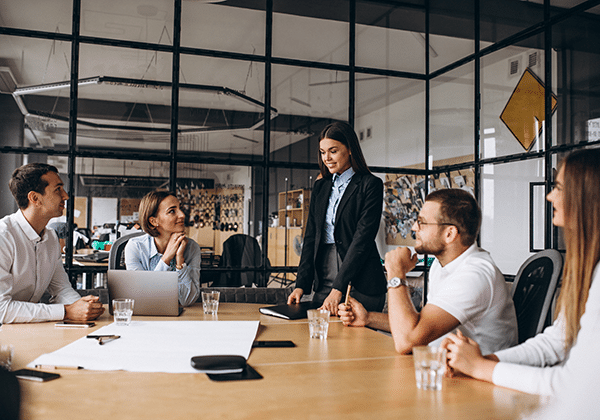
[344,284,352,306]
[35,365,83,370]
[98,335,120,345]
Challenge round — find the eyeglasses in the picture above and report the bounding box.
[415,219,459,233]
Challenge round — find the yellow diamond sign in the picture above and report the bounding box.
[500,68,558,151]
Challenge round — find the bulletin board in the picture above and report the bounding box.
[120,198,142,223]
[384,162,475,246]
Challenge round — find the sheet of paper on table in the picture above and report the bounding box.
[29,320,260,373]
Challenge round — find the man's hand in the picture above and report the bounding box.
[384,247,418,280]
[338,297,368,327]
[287,288,304,304]
[320,289,343,315]
[64,295,105,321]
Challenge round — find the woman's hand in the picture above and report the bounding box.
[161,232,186,265]
[287,288,304,304]
[441,330,498,382]
[321,289,343,316]
[175,236,188,268]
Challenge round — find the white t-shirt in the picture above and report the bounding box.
[427,243,518,354]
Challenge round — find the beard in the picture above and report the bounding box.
[414,238,445,256]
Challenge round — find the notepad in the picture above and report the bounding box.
[259,302,320,320]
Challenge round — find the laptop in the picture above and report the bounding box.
[107,270,183,316]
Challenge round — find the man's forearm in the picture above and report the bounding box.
[387,286,420,354]
[365,311,392,331]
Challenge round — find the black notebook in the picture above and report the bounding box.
[259,302,320,320]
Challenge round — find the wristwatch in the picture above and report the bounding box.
[387,276,410,289]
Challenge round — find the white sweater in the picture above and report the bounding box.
[491,263,600,395]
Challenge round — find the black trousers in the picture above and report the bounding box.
[312,243,385,312]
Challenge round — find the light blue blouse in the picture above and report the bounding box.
[124,233,201,307]
[323,167,355,244]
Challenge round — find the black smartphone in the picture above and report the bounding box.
[252,340,295,348]
[13,369,61,382]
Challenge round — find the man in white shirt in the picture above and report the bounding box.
[0,163,105,323]
[339,188,517,355]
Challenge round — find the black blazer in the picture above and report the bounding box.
[296,172,387,296]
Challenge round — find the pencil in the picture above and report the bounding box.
[344,284,352,306]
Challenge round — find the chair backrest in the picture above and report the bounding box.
[198,287,291,305]
[511,249,563,344]
[108,231,145,270]
[213,234,267,287]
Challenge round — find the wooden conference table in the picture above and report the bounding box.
[1,303,540,420]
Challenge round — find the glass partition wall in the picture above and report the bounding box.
[1,0,599,289]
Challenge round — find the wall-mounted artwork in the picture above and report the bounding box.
[384,168,475,245]
[500,68,558,151]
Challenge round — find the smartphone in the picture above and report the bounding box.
[13,369,61,382]
[55,321,95,328]
[252,340,295,348]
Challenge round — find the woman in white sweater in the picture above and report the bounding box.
[442,148,600,396]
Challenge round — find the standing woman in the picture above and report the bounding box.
[442,148,600,396]
[287,121,387,315]
[125,191,201,307]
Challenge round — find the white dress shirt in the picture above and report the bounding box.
[0,210,81,323]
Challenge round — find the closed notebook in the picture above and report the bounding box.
[259,302,320,320]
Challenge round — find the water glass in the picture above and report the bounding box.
[412,346,446,390]
[0,344,14,370]
[113,298,134,326]
[202,291,220,315]
[307,309,330,339]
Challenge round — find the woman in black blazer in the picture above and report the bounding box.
[288,121,387,315]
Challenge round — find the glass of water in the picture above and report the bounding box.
[307,309,330,339]
[113,298,134,326]
[412,345,446,390]
[201,291,220,315]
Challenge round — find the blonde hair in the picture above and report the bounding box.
[554,149,600,349]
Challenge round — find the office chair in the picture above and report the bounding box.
[198,287,291,305]
[108,231,145,270]
[511,249,563,344]
[212,234,270,287]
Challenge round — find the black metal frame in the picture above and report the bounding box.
[1,0,599,286]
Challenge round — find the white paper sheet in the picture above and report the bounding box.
[29,321,260,373]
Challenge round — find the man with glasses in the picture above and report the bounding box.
[339,188,517,354]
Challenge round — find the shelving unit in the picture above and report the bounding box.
[268,189,311,286]
[277,189,310,228]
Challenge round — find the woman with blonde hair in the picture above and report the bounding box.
[442,148,600,396]
[125,191,201,307]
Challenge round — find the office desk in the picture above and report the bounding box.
[1,303,540,420]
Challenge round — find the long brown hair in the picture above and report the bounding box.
[317,121,371,179]
[555,148,600,349]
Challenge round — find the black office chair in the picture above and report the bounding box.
[197,287,291,305]
[511,249,563,344]
[212,234,270,287]
[108,231,145,270]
